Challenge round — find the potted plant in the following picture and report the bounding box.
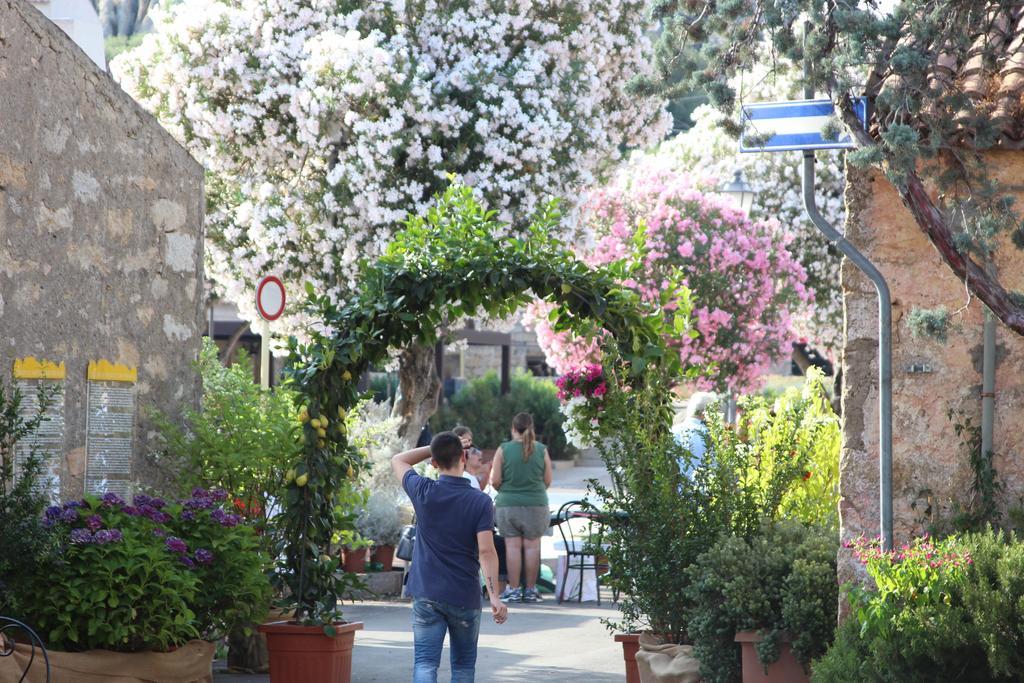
[260,392,366,683]
[151,340,303,672]
[684,521,838,683]
[357,490,405,572]
[9,489,270,680]
[340,545,370,574]
[565,361,704,682]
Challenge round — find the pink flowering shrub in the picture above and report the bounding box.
[848,534,972,612]
[530,168,811,393]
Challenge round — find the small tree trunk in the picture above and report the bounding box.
[220,322,250,367]
[391,342,441,450]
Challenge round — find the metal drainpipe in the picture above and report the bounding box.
[981,307,996,459]
[801,151,894,551]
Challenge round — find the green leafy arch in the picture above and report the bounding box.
[282,185,683,623]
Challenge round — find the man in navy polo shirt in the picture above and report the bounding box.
[392,431,508,683]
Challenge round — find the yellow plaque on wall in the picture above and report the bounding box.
[87,360,138,383]
[13,357,66,380]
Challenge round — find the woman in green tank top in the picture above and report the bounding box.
[490,412,553,603]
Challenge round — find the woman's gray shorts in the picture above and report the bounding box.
[495,505,550,539]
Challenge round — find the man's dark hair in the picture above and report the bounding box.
[430,431,464,469]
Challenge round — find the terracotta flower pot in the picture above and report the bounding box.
[371,544,395,572]
[259,621,363,683]
[614,633,642,683]
[734,631,809,683]
[341,547,368,574]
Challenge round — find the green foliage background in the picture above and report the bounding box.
[431,370,570,459]
[152,338,300,552]
[686,521,838,683]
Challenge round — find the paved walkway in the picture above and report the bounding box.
[214,463,621,683]
[214,599,624,683]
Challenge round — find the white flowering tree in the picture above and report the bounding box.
[113,0,669,444]
[643,66,847,356]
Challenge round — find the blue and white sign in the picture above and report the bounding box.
[740,97,868,153]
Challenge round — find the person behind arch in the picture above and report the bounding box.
[673,391,717,478]
[490,412,552,603]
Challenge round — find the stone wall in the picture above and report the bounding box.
[0,0,204,498]
[840,161,1024,585]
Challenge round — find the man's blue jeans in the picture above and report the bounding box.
[411,598,482,683]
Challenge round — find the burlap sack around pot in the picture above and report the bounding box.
[0,638,214,683]
[636,632,702,683]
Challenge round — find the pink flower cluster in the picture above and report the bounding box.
[555,364,608,402]
[846,534,974,571]
[528,167,811,393]
[521,302,601,375]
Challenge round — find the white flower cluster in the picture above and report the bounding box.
[559,395,594,449]
[621,65,847,355]
[112,0,670,337]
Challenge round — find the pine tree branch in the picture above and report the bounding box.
[834,97,1024,335]
[898,170,1024,335]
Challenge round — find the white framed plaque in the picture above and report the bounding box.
[85,360,137,498]
[12,357,66,501]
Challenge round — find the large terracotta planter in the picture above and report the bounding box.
[734,631,809,683]
[341,547,368,574]
[614,633,641,683]
[259,621,363,683]
[371,544,395,571]
[0,639,214,683]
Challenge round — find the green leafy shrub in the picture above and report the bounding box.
[813,530,1024,682]
[958,530,1024,677]
[26,489,269,651]
[0,380,61,617]
[589,363,700,643]
[685,521,838,683]
[356,489,405,546]
[584,364,840,647]
[715,367,840,531]
[152,338,301,552]
[432,370,570,458]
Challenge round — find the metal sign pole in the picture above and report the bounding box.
[735,39,894,550]
[801,150,894,551]
[260,335,271,390]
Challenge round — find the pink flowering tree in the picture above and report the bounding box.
[531,168,811,394]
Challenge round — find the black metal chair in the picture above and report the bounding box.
[0,616,50,683]
[554,500,617,605]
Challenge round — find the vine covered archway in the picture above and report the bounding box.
[281,185,686,623]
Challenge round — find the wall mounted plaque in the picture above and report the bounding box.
[85,360,137,498]
[12,357,66,501]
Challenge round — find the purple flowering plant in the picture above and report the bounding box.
[25,487,269,651]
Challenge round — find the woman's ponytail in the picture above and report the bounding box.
[512,412,535,462]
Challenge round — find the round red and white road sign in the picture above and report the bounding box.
[255,275,286,321]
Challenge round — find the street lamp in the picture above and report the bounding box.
[719,169,757,217]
